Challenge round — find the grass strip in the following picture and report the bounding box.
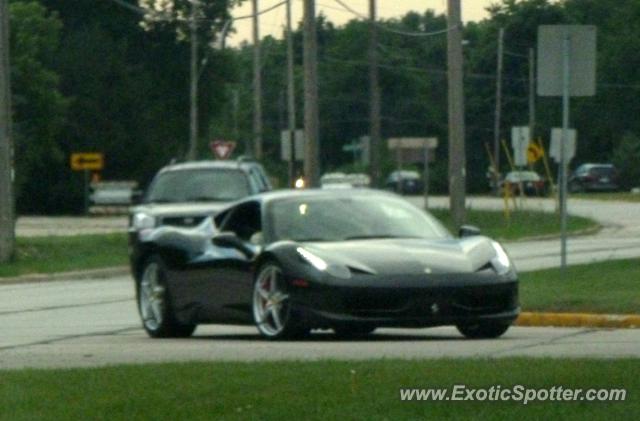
[519,258,640,314]
[0,233,128,278]
[0,359,637,420]
[431,208,598,241]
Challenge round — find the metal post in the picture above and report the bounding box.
[560,30,571,270]
[286,0,297,186]
[447,0,466,228]
[84,170,90,215]
[493,28,504,196]
[423,145,430,209]
[187,0,199,161]
[528,48,536,144]
[303,0,320,187]
[0,0,14,262]
[252,0,263,159]
[368,0,381,186]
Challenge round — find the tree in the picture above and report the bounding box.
[612,133,640,190]
[9,0,68,213]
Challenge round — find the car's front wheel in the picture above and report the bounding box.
[252,262,308,340]
[456,321,511,339]
[137,256,196,338]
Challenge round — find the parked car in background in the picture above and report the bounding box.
[500,171,547,197]
[569,163,619,193]
[129,159,271,237]
[321,172,371,189]
[385,170,424,194]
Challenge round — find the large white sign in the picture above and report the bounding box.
[550,128,577,163]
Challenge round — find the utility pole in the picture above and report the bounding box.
[0,0,14,263]
[303,0,319,186]
[528,48,536,142]
[252,0,263,159]
[492,28,504,195]
[187,0,199,160]
[286,0,297,186]
[447,0,466,229]
[368,0,381,186]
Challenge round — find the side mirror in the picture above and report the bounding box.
[212,232,255,257]
[459,225,481,238]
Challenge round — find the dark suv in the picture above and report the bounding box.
[129,159,271,236]
[569,163,619,193]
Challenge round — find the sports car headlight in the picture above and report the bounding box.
[491,241,512,275]
[297,247,328,271]
[132,213,156,230]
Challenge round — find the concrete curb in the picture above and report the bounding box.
[516,311,640,329]
[0,266,130,285]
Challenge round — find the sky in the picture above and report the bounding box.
[227,0,497,46]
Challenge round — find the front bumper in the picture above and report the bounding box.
[289,273,519,328]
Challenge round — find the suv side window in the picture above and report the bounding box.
[249,167,271,192]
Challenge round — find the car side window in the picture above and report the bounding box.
[249,168,270,192]
[219,201,262,241]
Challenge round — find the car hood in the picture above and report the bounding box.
[130,202,228,219]
[303,236,498,275]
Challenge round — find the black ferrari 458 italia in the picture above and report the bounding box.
[129,189,519,340]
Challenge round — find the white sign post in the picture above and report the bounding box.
[280,130,304,162]
[550,128,577,163]
[511,126,530,167]
[538,25,596,270]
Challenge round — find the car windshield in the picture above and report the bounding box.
[269,195,451,242]
[145,168,250,203]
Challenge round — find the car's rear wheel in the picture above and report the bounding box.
[137,256,196,338]
[333,325,376,338]
[252,263,308,340]
[456,321,511,339]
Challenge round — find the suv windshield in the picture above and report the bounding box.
[146,168,251,203]
[269,196,451,242]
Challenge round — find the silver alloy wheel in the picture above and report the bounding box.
[253,264,290,337]
[139,262,165,332]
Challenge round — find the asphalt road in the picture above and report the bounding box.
[4,195,639,369]
[2,276,640,369]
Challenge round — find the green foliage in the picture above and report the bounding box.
[612,132,640,190]
[9,1,68,213]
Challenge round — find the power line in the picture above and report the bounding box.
[333,0,454,37]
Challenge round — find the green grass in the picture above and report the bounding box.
[0,233,128,278]
[520,259,640,314]
[431,208,598,241]
[0,359,637,420]
[572,192,640,202]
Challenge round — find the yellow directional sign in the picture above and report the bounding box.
[527,143,544,164]
[70,153,104,171]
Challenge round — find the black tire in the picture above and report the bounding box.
[333,325,376,338]
[252,262,308,340]
[456,321,511,339]
[136,255,196,338]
